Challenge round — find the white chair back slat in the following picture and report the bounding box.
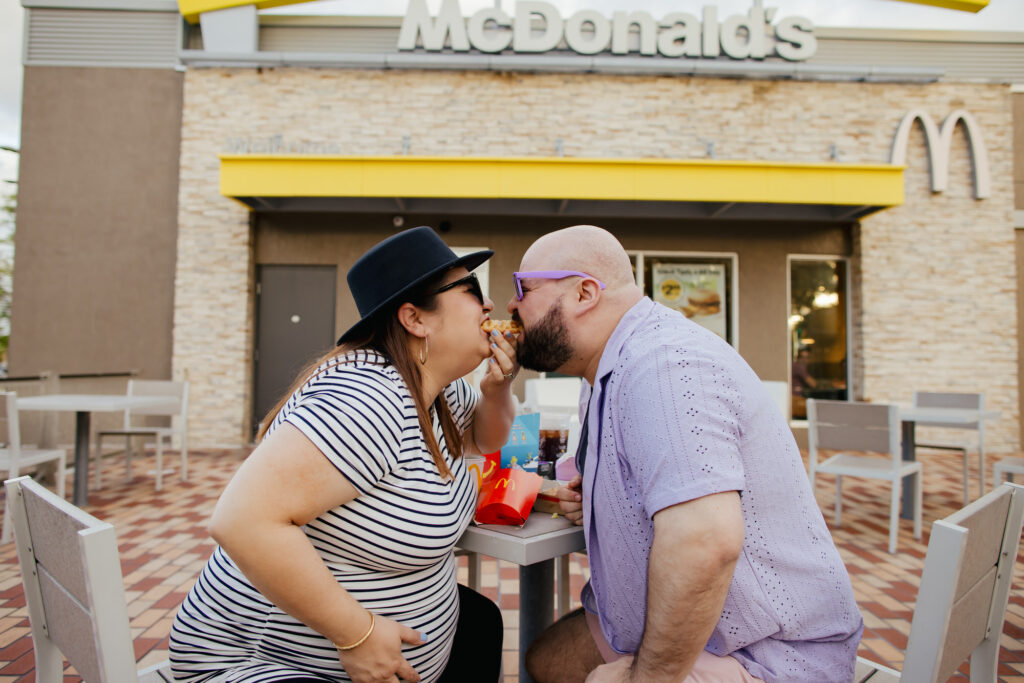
[126,380,186,418]
[913,391,982,430]
[812,400,891,428]
[5,476,139,683]
[21,488,94,603]
[946,489,1011,598]
[937,565,997,680]
[809,400,901,470]
[814,425,893,455]
[37,565,108,683]
[900,483,1024,683]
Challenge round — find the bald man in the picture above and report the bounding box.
[509,226,862,683]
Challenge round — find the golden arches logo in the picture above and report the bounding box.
[495,477,516,490]
[889,109,990,200]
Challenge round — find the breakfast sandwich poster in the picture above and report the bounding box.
[652,263,727,340]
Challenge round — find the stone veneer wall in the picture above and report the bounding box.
[174,69,1017,449]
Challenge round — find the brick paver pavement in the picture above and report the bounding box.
[0,446,1020,681]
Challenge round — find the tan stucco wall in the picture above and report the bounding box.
[12,66,183,381]
[176,69,1017,449]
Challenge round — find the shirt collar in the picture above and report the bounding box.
[593,297,655,383]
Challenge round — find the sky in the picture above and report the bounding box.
[1,0,1023,185]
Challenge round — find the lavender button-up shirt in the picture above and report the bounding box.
[578,297,862,683]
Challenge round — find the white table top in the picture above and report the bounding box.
[16,394,177,413]
[457,512,586,566]
[896,404,1000,425]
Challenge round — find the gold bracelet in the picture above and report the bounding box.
[335,612,375,651]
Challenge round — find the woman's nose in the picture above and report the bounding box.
[483,295,494,313]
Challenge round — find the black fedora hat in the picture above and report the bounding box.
[337,226,493,345]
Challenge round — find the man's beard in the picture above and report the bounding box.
[516,301,573,372]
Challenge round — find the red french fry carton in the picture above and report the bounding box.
[479,451,501,485]
[474,467,543,526]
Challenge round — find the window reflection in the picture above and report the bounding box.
[789,260,848,419]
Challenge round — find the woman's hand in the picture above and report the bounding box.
[480,329,519,395]
[336,613,426,683]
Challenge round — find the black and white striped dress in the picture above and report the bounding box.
[169,349,480,682]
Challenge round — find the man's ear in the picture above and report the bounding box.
[573,278,603,315]
[396,303,428,338]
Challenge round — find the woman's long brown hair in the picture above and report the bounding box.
[256,283,463,481]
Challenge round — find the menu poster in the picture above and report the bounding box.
[652,262,727,340]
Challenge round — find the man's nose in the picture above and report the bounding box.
[507,298,518,315]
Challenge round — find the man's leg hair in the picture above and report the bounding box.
[525,608,606,683]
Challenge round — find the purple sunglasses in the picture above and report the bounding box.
[512,270,607,301]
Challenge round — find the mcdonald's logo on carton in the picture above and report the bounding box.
[889,109,991,200]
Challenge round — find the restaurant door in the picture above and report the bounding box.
[253,265,337,435]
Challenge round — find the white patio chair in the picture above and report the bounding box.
[4,475,171,681]
[854,482,1024,682]
[523,377,582,416]
[808,399,922,554]
[94,380,189,491]
[913,391,985,504]
[761,380,790,421]
[0,391,67,545]
[993,456,1024,488]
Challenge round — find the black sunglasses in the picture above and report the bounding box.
[431,272,485,305]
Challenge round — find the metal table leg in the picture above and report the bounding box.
[519,560,554,683]
[901,420,915,520]
[73,411,91,507]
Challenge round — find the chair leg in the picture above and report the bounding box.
[913,470,922,541]
[180,432,188,483]
[125,435,133,481]
[155,438,164,492]
[94,433,104,490]
[960,448,969,505]
[835,475,843,527]
[56,457,66,501]
[977,446,985,499]
[889,479,900,554]
[1,500,9,546]
[2,467,16,545]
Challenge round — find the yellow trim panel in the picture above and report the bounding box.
[888,0,988,11]
[220,156,904,207]
[179,0,309,23]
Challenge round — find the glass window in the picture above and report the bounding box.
[634,254,735,345]
[789,259,849,420]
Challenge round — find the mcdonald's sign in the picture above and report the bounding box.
[889,109,991,199]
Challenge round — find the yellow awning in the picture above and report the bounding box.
[221,155,904,211]
[179,0,308,23]
[220,155,904,221]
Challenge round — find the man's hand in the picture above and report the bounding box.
[585,656,634,683]
[556,474,584,525]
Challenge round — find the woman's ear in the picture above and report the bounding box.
[396,302,428,338]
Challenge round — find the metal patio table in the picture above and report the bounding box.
[16,394,179,506]
[457,512,586,683]
[897,404,1000,519]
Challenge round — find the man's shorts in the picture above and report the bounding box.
[585,611,765,683]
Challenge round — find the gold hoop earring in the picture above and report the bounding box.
[419,335,429,365]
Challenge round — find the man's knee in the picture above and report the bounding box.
[525,608,597,683]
